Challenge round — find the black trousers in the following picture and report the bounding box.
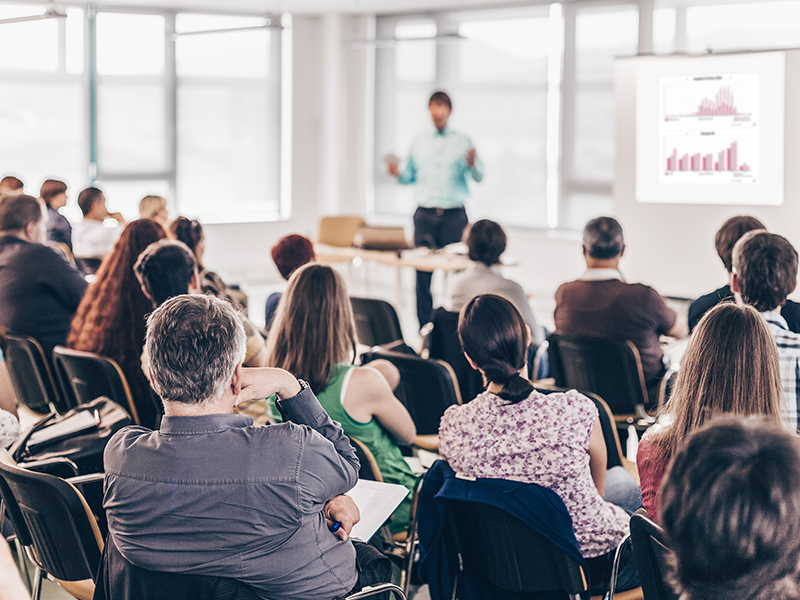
[413,205,469,327]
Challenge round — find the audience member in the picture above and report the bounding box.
[103,294,390,600]
[72,187,126,260]
[138,195,169,230]
[554,216,687,405]
[661,416,800,600]
[0,194,87,361]
[264,234,315,330]
[134,240,267,374]
[170,216,248,310]
[0,176,23,197]
[0,538,30,600]
[67,219,166,428]
[732,230,800,431]
[0,408,20,449]
[40,179,72,251]
[267,263,418,533]
[450,219,544,345]
[439,294,641,595]
[636,302,783,521]
[688,215,800,332]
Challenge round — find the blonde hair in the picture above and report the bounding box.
[651,302,783,459]
[266,263,356,393]
[139,195,168,221]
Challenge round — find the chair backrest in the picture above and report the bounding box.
[2,333,64,415]
[444,498,587,597]
[547,333,649,416]
[348,437,384,482]
[52,346,141,426]
[0,454,103,583]
[350,297,404,348]
[361,348,461,435]
[94,533,259,600]
[534,385,623,470]
[630,509,680,600]
[317,216,366,247]
[425,308,484,402]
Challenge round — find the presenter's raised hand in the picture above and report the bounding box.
[387,162,401,177]
[465,147,478,168]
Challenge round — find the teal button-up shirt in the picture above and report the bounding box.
[398,127,484,209]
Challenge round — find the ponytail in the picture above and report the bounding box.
[458,294,534,404]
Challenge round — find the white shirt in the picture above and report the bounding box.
[72,219,122,259]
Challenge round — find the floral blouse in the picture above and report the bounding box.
[439,388,629,558]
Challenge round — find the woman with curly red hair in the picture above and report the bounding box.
[67,219,166,428]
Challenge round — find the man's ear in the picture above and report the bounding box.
[525,324,532,348]
[463,352,479,371]
[730,270,740,294]
[619,244,626,258]
[139,282,153,303]
[189,269,201,294]
[231,362,243,403]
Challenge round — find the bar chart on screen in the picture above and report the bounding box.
[660,134,757,184]
[660,74,758,121]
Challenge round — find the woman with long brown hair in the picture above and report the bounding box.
[67,219,166,428]
[637,301,784,522]
[267,263,418,534]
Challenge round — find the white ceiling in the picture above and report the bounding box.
[3,0,548,15]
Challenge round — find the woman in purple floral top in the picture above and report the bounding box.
[439,294,638,594]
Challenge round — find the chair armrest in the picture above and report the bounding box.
[66,473,105,486]
[17,457,79,477]
[346,583,407,600]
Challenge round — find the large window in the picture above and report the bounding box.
[374,4,641,231]
[0,5,284,224]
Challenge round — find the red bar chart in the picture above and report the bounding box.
[661,74,756,121]
[694,86,738,116]
[665,140,750,172]
[661,135,756,183]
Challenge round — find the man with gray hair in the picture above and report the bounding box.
[554,216,687,406]
[102,294,371,600]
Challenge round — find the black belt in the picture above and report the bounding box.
[418,206,464,216]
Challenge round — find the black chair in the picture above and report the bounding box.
[75,257,102,277]
[423,308,484,402]
[350,297,405,348]
[630,509,679,600]
[361,348,461,450]
[94,533,260,600]
[2,333,66,415]
[547,333,657,425]
[444,498,589,600]
[349,436,385,483]
[53,346,144,426]
[0,453,103,600]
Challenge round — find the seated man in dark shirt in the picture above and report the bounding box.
[554,216,687,402]
[0,194,87,361]
[103,294,388,600]
[688,215,800,333]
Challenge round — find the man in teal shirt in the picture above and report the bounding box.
[388,91,484,326]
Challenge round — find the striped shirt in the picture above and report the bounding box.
[762,310,800,432]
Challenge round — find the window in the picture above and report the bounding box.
[175,13,281,222]
[0,5,285,225]
[0,5,85,222]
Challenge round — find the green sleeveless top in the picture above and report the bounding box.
[269,364,419,533]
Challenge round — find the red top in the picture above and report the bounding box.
[636,437,670,523]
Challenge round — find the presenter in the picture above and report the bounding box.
[387,91,484,327]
